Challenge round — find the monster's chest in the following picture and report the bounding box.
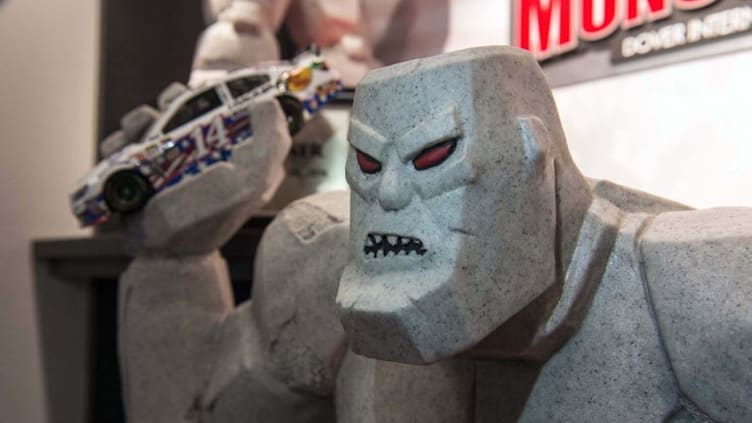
[335,254,682,423]
[493,263,681,422]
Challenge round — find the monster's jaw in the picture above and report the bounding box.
[363,232,427,258]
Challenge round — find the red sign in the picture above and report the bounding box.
[514,0,721,60]
[512,0,752,86]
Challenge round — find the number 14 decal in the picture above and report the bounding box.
[190,117,229,158]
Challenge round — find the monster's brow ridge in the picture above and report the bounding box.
[395,107,462,161]
[348,118,389,158]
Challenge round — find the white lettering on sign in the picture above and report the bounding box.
[621,6,752,59]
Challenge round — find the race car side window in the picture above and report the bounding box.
[163,88,222,133]
[226,74,271,98]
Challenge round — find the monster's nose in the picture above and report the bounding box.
[377,169,412,211]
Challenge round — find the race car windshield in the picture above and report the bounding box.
[163,88,222,133]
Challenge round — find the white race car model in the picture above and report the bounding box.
[71,51,342,227]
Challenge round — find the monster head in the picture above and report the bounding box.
[337,46,589,364]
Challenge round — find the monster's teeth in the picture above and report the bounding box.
[363,233,428,259]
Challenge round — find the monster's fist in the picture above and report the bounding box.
[121,97,292,257]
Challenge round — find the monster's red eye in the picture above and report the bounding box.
[356,149,381,174]
[413,138,458,170]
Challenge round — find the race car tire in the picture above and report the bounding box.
[104,170,153,214]
[276,95,305,136]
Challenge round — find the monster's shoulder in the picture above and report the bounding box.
[590,179,691,214]
[251,190,350,394]
[639,208,752,421]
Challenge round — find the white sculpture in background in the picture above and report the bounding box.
[118,47,752,422]
[190,0,461,88]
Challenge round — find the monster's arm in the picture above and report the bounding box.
[199,191,349,422]
[640,208,752,422]
[118,98,346,422]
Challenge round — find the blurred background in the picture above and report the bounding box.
[1,0,750,421]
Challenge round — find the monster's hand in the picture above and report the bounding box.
[122,97,291,257]
[321,34,382,87]
[189,1,284,87]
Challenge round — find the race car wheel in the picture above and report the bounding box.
[276,95,305,136]
[103,170,153,214]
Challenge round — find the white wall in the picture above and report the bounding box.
[0,1,98,421]
[554,50,752,208]
[443,1,752,208]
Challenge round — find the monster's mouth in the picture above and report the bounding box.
[364,232,427,258]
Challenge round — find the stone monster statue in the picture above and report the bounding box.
[119,46,752,422]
